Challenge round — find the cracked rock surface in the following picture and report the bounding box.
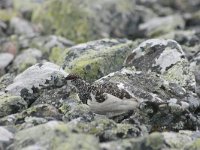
[1,0,200,150]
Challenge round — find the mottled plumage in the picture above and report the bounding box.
[65,74,139,116]
[65,74,132,103]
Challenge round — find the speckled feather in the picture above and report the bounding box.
[65,74,132,104]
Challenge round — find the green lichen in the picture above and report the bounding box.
[49,47,66,65]
[67,42,133,81]
[56,134,100,150]
[145,132,165,150]
[17,57,37,73]
[0,94,27,117]
[32,0,95,43]
[58,103,70,114]
[184,139,200,150]
[71,57,103,82]
[162,60,194,87]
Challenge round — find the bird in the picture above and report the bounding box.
[88,92,139,117]
[65,74,140,117]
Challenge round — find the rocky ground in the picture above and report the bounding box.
[1,0,200,150]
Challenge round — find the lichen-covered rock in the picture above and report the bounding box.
[13,48,42,73]
[160,30,200,60]
[32,84,80,111]
[32,0,156,42]
[100,130,199,150]
[0,104,62,128]
[0,126,14,150]
[63,104,93,122]
[0,53,14,75]
[124,39,195,88]
[62,39,135,81]
[0,93,27,118]
[45,36,74,65]
[92,67,199,131]
[10,121,100,150]
[65,116,147,142]
[184,138,200,150]
[6,62,68,105]
[139,15,185,38]
[0,73,15,91]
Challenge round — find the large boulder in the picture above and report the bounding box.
[62,39,136,82]
[6,62,68,105]
[124,39,195,88]
[9,121,100,150]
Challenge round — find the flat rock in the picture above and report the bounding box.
[10,121,100,150]
[6,62,68,105]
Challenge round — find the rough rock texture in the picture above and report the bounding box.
[139,15,185,38]
[0,93,27,118]
[9,121,100,150]
[6,62,68,105]
[62,39,136,81]
[89,67,199,131]
[0,104,62,128]
[124,39,195,88]
[100,131,200,150]
[1,0,200,149]
[0,126,14,150]
[33,0,156,42]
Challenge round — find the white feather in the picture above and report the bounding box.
[88,93,138,117]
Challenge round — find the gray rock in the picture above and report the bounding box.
[124,39,195,88]
[13,48,42,73]
[62,39,135,81]
[10,17,35,36]
[91,67,199,131]
[10,121,100,150]
[63,104,94,122]
[0,126,14,150]
[6,62,68,105]
[0,20,7,36]
[33,0,157,42]
[0,104,62,128]
[66,116,147,142]
[32,84,79,110]
[0,73,15,91]
[0,93,27,118]
[0,53,14,75]
[160,30,200,59]
[44,35,74,50]
[100,130,198,150]
[139,15,185,37]
[0,0,13,9]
